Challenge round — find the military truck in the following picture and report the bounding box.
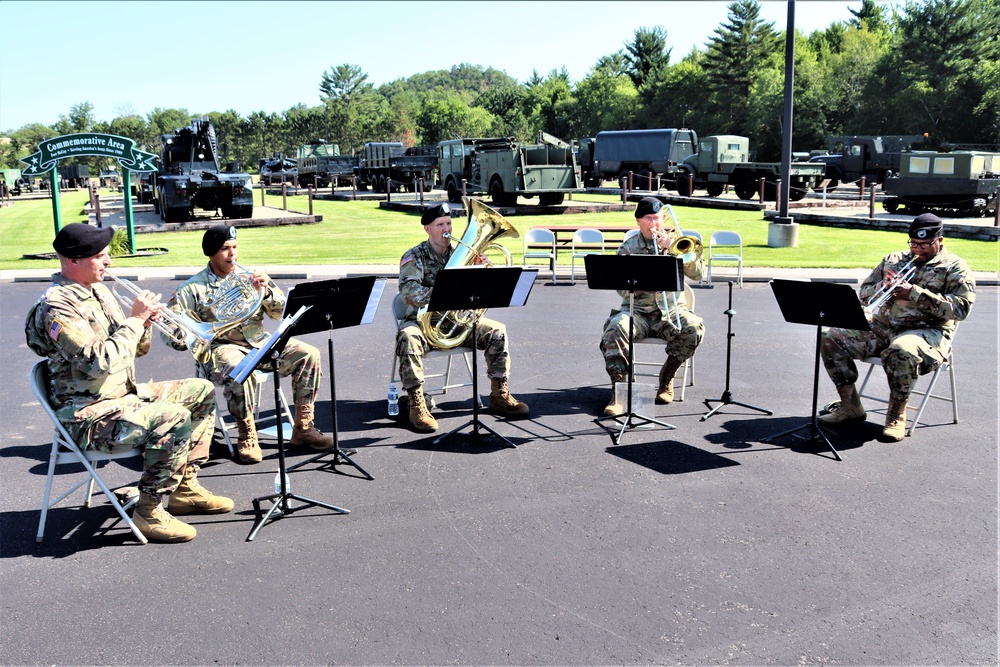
[674,135,825,200]
[883,150,1000,216]
[358,142,437,193]
[0,168,32,195]
[295,140,359,188]
[809,135,925,189]
[438,133,583,206]
[57,164,89,188]
[582,128,698,188]
[154,118,253,222]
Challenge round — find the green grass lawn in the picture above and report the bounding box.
[1,189,997,272]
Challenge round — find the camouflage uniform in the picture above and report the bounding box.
[25,273,215,496]
[163,265,323,421]
[600,233,706,378]
[397,240,510,390]
[820,247,975,402]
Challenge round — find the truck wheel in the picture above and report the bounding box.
[734,182,757,200]
[490,179,506,206]
[539,193,564,206]
[446,179,461,203]
[883,198,899,214]
[676,175,693,197]
[789,186,807,201]
[706,183,725,197]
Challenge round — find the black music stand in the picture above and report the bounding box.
[282,276,386,480]
[585,253,683,445]
[701,280,772,421]
[427,265,538,448]
[761,279,871,461]
[234,306,350,542]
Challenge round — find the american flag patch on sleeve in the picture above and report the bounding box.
[401,255,413,267]
[48,320,63,341]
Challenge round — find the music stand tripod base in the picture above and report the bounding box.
[597,412,676,447]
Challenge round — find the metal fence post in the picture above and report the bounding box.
[260,180,265,206]
[759,178,766,205]
[859,177,866,201]
[386,178,392,202]
[461,179,467,199]
[418,178,424,205]
[308,185,313,215]
[281,182,287,210]
[869,184,876,218]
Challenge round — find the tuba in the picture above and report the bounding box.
[416,197,519,349]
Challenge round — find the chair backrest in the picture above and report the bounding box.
[623,229,640,243]
[680,229,703,243]
[392,292,407,324]
[571,228,604,251]
[709,230,742,251]
[523,227,555,247]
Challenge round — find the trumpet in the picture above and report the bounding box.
[105,271,217,355]
[864,256,917,317]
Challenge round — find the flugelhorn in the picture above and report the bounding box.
[864,256,917,317]
[416,197,518,349]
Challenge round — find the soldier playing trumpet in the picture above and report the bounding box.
[819,213,976,441]
[600,197,706,416]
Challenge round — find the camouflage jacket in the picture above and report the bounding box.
[861,247,975,338]
[398,240,453,322]
[25,273,151,422]
[162,264,284,351]
[615,232,705,316]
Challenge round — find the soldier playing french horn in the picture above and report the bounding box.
[396,202,529,433]
[818,213,976,441]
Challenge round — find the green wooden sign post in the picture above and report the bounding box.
[21,133,157,253]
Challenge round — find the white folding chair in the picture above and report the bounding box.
[389,293,481,409]
[196,362,294,458]
[857,347,959,437]
[570,228,605,284]
[633,283,696,401]
[522,227,558,283]
[31,360,148,544]
[707,231,743,287]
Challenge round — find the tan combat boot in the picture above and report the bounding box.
[167,466,235,516]
[407,386,438,432]
[132,491,196,543]
[236,416,262,464]
[882,396,909,442]
[489,378,529,416]
[656,357,685,405]
[603,372,626,417]
[818,384,866,425]
[289,401,334,450]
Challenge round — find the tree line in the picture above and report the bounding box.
[2,0,997,176]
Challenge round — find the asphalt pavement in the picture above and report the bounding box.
[0,268,996,666]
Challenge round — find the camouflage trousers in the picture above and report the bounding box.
[600,308,704,378]
[198,338,322,421]
[820,324,949,402]
[71,378,216,496]
[396,316,510,390]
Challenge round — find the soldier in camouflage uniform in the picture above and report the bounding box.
[25,224,233,543]
[162,225,333,464]
[396,202,529,432]
[819,213,976,441]
[600,197,706,416]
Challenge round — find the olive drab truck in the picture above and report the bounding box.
[882,150,1000,217]
[438,132,583,207]
[295,140,360,188]
[154,118,253,222]
[675,135,826,200]
[358,142,438,193]
[809,135,926,189]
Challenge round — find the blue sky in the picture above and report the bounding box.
[0,0,875,132]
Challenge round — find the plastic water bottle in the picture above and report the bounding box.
[273,472,291,495]
[387,382,399,416]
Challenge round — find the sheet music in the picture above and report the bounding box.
[511,269,538,307]
[362,279,385,325]
[229,304,312,383]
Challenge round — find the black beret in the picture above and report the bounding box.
[634,196,663,218]
[909,213,943,240]
[421,202,451,225]
[202,224,237,256]
[52,223,114,259]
